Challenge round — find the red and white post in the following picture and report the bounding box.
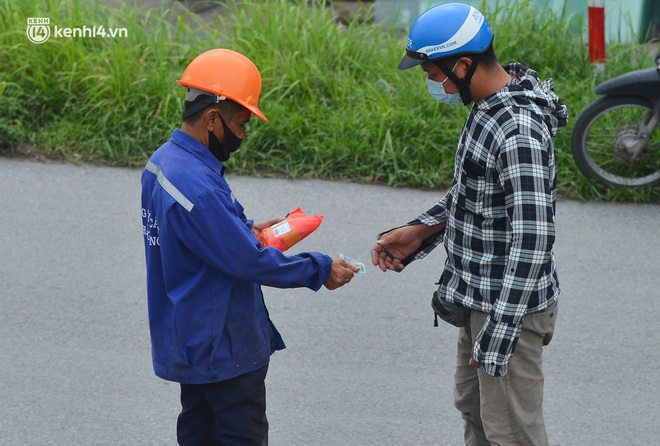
[588,0,606,68]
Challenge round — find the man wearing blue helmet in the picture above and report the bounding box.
[372,3,568,445]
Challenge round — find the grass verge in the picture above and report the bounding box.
[1,0,658,202]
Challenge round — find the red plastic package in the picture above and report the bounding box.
[258,207,324,252]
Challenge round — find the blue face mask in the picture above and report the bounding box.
[425,61,462,105]
[426,78,462,105]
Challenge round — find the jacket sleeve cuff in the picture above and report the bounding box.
[297,252,333,291]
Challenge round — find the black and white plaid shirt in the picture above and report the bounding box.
[402,64,568,377]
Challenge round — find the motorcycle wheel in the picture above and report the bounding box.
[571,96,660,187]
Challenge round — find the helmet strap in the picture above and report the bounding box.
[182,94,226,121]
[435,55,480,106]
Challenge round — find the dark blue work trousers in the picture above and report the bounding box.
[177,365,269,446]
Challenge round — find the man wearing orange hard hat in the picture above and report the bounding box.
[141,49,358,445]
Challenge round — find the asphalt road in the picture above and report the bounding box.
[1,158,658,445]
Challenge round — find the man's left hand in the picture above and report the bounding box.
[251,217,285,237]
[470,346,481,369]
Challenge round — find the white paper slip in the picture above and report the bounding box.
[338,253,366,274]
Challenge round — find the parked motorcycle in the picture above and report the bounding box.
[571,53,660,187]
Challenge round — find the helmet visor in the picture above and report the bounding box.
[398,49,429,70]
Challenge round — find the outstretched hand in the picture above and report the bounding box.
[371,224,445,272]
[371,239,407,272]
[323,257,359,290]
[370,226,421,272]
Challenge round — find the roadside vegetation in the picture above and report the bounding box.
[1,0,657,201]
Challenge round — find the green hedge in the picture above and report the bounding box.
[1,0,657,201]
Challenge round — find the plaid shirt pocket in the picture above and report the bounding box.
[458,159,487,215]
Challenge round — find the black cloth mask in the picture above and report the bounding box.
[208,115,242,162]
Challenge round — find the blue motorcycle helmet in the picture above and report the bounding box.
[398,2,494,104]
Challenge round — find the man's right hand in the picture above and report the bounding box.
[370,224,444,272]
[323,258,359,290]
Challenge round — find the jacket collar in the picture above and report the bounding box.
[170,128,226,176]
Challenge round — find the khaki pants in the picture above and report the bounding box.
[454,302,558,446]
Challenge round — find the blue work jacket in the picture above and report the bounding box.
[141,129,332,384]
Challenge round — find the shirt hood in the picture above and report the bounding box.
[475,63,568,137]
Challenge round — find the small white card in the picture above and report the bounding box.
[338,253,366,274]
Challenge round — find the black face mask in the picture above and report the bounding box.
[208,115,242,162]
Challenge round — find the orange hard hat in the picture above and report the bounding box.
[177,49,268,122]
